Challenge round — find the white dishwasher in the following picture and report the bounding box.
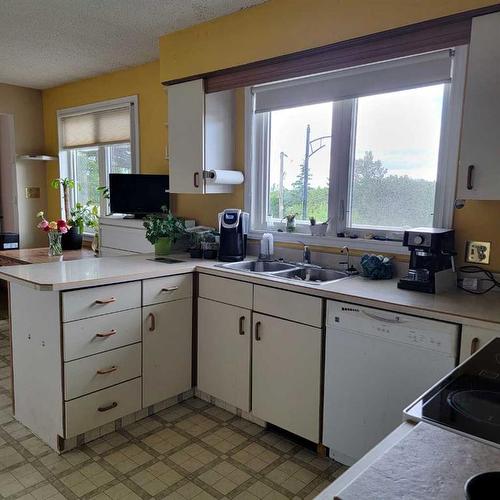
[323,300,459,466]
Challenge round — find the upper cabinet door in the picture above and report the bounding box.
[167,79,204,194]
[457,12,500,200]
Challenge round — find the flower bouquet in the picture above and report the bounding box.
[36,211,71,256]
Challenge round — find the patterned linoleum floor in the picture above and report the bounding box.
[0,321,346,499]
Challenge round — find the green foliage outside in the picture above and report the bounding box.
[268,151,436,228]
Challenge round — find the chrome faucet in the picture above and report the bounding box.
[340,246,359,275]
[303,244,311,265]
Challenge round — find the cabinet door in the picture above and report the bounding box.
[252,313,322,443]
[197,298,251,411]
[167,79,204,194]
[457,12,500,199]
[459,325,500,363]
[142,299,192,407]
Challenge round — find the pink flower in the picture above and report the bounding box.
[57,219,67,229]
[37,220,49,230]
[59,226,68,234]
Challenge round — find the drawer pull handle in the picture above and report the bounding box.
[95,329,117,338]
[97,401,118,412]
[467,164,475,190]
[161,286,179,293]
[147,312,156,332]
[255,321,262,341]
[471,337,480,356]
[239,316,245,335]
[95,297,116,305]
[96,366,118,375]
[193,172,200,188]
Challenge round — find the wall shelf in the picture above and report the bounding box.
[17,154,58,161]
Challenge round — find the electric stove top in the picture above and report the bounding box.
[405,337,500,447]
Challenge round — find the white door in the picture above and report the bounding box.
[457,12,500,199]
[142,299,192,407]
[197,298,251,411]
[459,325,500,363]
[167,79,204,194]
[252,313,322,443]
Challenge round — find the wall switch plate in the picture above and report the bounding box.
[465,240,491,264]
[25,187,40,199]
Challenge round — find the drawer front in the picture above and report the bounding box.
[199,274,253,309]
[143,274,192,306]
[253,285,322,327]
[64,344,141,401]
[101,225,153,253]
[62,282,141,322]
[65,378,141,438]
[63,309,141,361]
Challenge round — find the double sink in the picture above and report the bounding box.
[219,260,349,285]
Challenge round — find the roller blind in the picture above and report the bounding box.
[60,105,132,149]
[253,50,453,113]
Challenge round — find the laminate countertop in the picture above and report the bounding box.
[330,422,500,500]
[0,254,499,327]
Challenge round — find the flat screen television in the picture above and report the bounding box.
[109,174,169,217]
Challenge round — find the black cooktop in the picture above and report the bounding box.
[410,338,500,445]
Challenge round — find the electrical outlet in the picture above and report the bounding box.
[25,187,40,199]
[465,240,491,264]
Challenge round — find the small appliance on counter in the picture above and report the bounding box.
[398,227,456,293]
[0,232,19,250]
[218,209,249,262]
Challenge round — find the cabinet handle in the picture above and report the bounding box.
[239,316,245,335]
[147,312,156,332]
[95,297,116,305]
[193,172,200,188]
[97,401,118,412]
[95,329,117,338]
[255,321,262,341]
[467,165,475,190]
[96,366,118,375]
[470,337,480,356]
[161,286,179,293]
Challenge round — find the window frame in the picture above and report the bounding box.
[245,46,468,254]
[57,96,139,226]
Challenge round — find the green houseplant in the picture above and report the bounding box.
[143,207,186,256]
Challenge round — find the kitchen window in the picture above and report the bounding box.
[248,47,467,250]
[57,96,139,221]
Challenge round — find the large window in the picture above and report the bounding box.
[250,48,466,245]
[58,97,138,221]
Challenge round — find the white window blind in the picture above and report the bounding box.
[60,105,132,149]
[253,49,453,113]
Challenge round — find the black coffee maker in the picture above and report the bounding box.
[398,227,456,293]
[218,209,249,262]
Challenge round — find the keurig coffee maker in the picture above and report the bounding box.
[398,227,456,293]
[218,209,249,262]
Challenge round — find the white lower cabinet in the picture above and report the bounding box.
[197,298,251,411]
[252,313,322,443]
[142,298,193,407]
[459,324,500,363]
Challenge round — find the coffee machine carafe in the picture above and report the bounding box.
[218,209,249,262]
[398,228,456,293]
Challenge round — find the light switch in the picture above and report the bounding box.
[25,187,40,199]
[465,240,491,265]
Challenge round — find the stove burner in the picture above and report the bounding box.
[448,390,500,426]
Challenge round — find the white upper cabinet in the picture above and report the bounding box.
[167,79,236,194]
[457,12,500,199]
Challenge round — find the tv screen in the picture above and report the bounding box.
[109,174,169,215]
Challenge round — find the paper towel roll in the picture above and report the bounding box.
[204,170,244,185]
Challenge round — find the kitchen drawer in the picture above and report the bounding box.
[62,282,141,322]
[63,309,141,362]
[199,274,253,309]
[65,378,141,438]
[253,285,322,327]
[64,344,141,401]
[142,274,192,306]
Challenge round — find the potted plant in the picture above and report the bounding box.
[63,202,99,250]
[50,177,74,221]
[143,206,186,256]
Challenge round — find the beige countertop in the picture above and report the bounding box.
[0,254,499,327]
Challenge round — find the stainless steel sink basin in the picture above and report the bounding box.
[219,260,299,273]
[273,267,349,284]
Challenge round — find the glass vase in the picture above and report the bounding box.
[48,232,63,257]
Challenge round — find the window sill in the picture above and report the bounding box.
[248,230,409,255]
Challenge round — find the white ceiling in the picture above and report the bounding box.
[0,0,266,89]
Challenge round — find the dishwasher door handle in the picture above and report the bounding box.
[361,310,405,324]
